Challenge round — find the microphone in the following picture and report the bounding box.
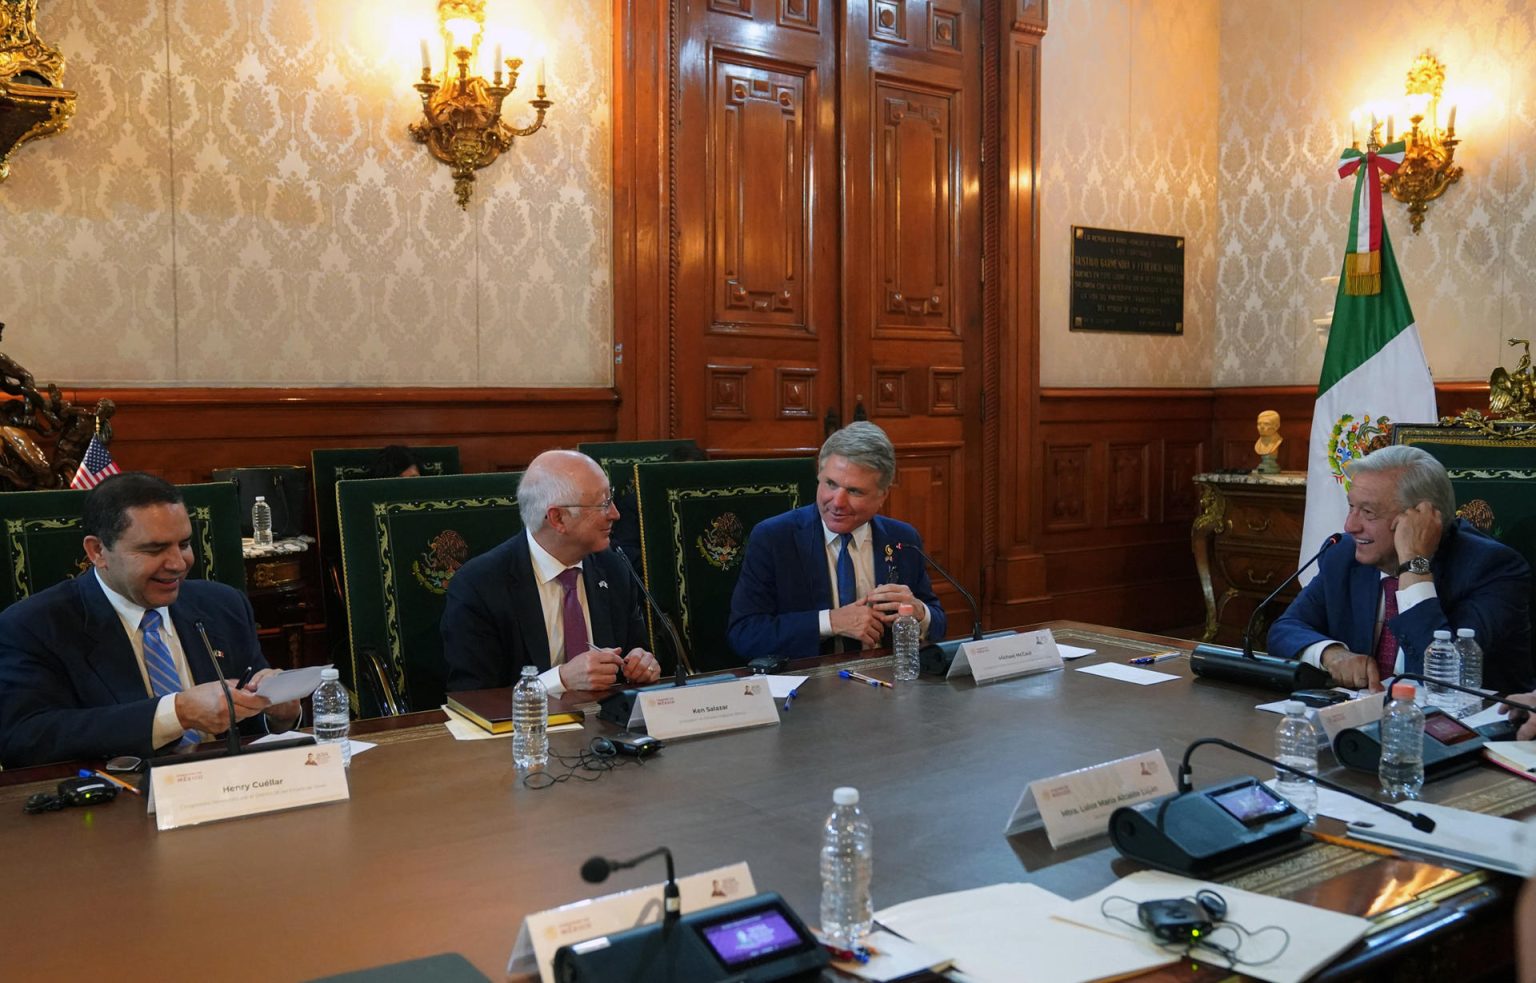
[614,545,694,683]
[894,541,980,641]
[1241,533,1342,660]
[194,620,242,757]
[1382,673,1536,720]
[581,846,681,926]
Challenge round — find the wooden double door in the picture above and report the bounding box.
[659,0,985,614]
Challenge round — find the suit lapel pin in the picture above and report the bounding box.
[598,580,608,589]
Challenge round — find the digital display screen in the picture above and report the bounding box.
[699,910,803,968]
[1211,782,1293,825]
[1424,711,1482,746]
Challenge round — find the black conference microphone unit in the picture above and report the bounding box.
[1189,534,1342,692]
[893,541,1001,675]
[1331,672,1533,778]
[613,545,694,681]
[194,620,242,757]
[1108,736,1435,879]
[554,848,829,983]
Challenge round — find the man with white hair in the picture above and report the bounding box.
[441,450,661,694]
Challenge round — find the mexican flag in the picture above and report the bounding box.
[1298,141,1438,581]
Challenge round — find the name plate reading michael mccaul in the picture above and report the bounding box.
[509,862,757,983]
[1005,750,1175,847]
[948,628,1064,684]
[147,744,348,831]
[637,677,780,740]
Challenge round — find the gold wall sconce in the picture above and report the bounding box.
[1351,51,1462,235]
[0,0,77,182]
[410,0,552,209]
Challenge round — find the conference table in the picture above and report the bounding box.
[1,622,1530,982]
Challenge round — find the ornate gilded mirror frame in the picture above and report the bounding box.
[0,0,76,181]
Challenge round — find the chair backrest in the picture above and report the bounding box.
[577,440,703,495]
[311,445,462,559]
[633,457,818,673]
[0,481,247,611]
[337,471,521,717]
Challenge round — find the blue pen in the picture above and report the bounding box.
[783,687,797,712]
[838,669,891,688]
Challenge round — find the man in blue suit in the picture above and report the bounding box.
[728,422,947,660]
[0,473,300,767]
[1269,445,1532,694]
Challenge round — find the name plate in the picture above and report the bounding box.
[1316,692,1386,742]
[508,862,756,983]
[637,677,779,740]
[949,628,1064,684]
[148,744,348,831]
[1005,750,1175,847]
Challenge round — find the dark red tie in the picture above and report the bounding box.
[555,567,589,663]
[1374,576,1399,678]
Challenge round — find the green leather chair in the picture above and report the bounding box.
[0,481,246,611]
[578,440,703,585]
[337,471,521,717]
[633,457,818,673]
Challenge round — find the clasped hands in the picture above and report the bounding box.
[558,646,661,691]
[829,583,922,648]
[173,668,301,735]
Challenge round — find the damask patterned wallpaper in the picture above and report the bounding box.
[0,0,612,387]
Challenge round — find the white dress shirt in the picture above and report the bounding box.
[527,534,596,697]
[1299,574,1437,673]
[94,570,194,749]
[817,521,932,639]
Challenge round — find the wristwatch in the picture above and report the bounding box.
[1396,555,1432,576]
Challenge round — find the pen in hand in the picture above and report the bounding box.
[1127,651,1181,666]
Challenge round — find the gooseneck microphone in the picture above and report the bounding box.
[581,846,681,926]
[1383,673,1536,719]
[1241,533,1343,660]
[614,545,694,683]
[894,541,981,641]
[194,620,242,757]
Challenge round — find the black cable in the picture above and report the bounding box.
[521,741,647,790]
[1097,894,1290,969]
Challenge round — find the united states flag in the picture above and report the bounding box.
[70,435,121,490]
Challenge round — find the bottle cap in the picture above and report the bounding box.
[1433,629,1452,640]
[1390,681,1415,700]
[254,495,266,502]
[833,787,859,806]
[1456,628,1475,638]
[1282,700,1305,715]
[321,667,339,681]
[897,603,914,616]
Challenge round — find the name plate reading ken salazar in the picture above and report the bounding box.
[148,744,348,831]
[948,628,1064,684]
[1005,750,1175,847]
[637,677,780,740]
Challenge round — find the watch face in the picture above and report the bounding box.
[1403,556,1432,575]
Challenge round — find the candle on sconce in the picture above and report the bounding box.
[1447,104,1456,133]
[1387,115,1394,142]
[494,43,502,76]
[420,39,431,73]
[1350,111,1359,147]
[537,57,546,89]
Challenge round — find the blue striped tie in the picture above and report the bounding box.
[836,533,856,608]
[141,610,198,747]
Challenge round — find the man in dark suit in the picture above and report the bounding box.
[0,473,300,767]
[728,422,947,660]
[1269,444,1532,693]
[441,450,661,694]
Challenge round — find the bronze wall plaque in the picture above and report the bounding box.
[1069,226,1184,335]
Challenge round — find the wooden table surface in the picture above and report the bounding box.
[1,621,1529,981]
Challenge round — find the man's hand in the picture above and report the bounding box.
[559,647,625,691]
[1321,645,1383,692]
[865,583,920,624]
[173,680,268,734]
[1497,691,1536,741]
[1391,500,1443,572]
[829,601,885,648]
[245,668,301,728]
[621,647,662,684]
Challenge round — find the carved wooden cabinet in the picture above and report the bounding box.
[1191,472,1307,646]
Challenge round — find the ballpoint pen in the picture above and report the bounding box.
[81,768,142,796]
[1128,651,1181,666]
[782,687,798,712]
[839,669,893,689]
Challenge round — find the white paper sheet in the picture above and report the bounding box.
[439,705,582,741]
[1075,662,1179,686]
[252,730,377,757]
[1057,870,1370,983]
[762,674,808,699]
[877,883,1178,983]
[1345,800,1536,876]
[1057,644,1096,660]
[248,665,327,704]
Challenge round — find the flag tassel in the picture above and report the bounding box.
[1343,250,1381,296]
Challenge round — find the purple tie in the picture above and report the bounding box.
[1375,576,1400,678]
[555,567,589,663]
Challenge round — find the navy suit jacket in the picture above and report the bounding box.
[1268,519,1533,693]
[0,574,268,768]
[727,505,947,660]
[440,531,649,692]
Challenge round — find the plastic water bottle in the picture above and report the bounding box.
[819,786,873,948]
[1273,700,1318,819]
[312,667,351,768]
[512,665,548,770]
[891,603,920,682]
[1456,628,1484,698]
[251,495,273,546]
[1379,682,1425,801]
[1423,629,1465,715]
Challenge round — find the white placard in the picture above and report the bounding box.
[147,744,348,830]
[637,677,779,740]
[1315,692,1385,742]
[948,628,1064,684]
[1005,750,1175,846]
[508,862,756,983]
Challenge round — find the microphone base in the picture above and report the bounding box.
[1190,643,1332,692]
[1108,777,1310,880]
[918,630,1018,676]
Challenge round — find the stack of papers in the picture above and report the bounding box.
[1345,800,1536,876]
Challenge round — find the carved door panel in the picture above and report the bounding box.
[673,0,841,456]
[840,1,983,617]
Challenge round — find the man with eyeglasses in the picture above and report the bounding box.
[441,450,661,695]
